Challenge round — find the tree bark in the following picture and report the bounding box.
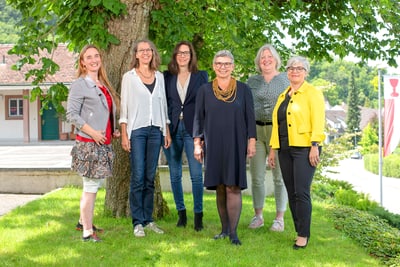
[103,0,169,219]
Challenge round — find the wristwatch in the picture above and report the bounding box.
[311,141,319,147]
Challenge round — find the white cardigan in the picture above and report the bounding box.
[119,69,169,138]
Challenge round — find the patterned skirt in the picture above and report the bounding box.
[71,141,114,179]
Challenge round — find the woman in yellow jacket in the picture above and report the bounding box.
[269,56,325,250]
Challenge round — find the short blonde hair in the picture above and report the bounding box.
[254,44,281,73]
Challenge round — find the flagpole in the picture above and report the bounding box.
[378,69,383,206]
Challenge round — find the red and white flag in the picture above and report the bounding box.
[383,75,400,156]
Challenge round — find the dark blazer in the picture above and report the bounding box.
[164,70,208,136]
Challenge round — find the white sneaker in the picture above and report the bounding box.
[134,224,145,237]
[145,222,164,234]
[270,219,284,232]
[248,215,264,229]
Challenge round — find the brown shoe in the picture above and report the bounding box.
[76,222,104,233]
[82,233,102,242]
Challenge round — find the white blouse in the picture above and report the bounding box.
[119,69,169,138]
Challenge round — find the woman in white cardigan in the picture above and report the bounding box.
[119,39,171,238]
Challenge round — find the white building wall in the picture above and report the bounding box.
[0,90,23,141]
[0,89,40,141]
[28,99,40,141]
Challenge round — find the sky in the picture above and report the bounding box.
[345,54,400,75]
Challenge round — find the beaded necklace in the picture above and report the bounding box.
[212,77,237,103]
[137,68,153,79]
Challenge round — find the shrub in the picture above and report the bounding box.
[383,155,400,177]
[312,181,333,200]
[359,122,379,155]
[363,148,400,178]
[363,153,378,174]
[334,189,378,211]
[370,206,400,230]
[330,205,400,266]
[312,173,400,230]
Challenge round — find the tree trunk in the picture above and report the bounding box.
[103,0,169,219]
[105,138,131,217]
[153,166,170,219]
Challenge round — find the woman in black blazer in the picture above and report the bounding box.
[164,41,208,231]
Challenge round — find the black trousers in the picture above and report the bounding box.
[278,146,320,238]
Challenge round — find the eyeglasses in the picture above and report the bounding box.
[214,62,233,68]
[137,48,153,54]
[177,51,191,57]
[287,66,306,72]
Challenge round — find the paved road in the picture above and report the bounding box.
[326,158,400,215]
[0,194,43,216]
[0,141,73,216]
[0,141,73,169]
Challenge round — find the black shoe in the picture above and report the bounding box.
[177,210,187,227]
[293,238,308,250]
[230,238,242,246]
[76,222,104,233]
[194,212,203,231]
[213,232,228,240]
[229,233,242,245]
[82,233,102,242]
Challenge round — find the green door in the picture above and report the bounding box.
[41,102,59,140]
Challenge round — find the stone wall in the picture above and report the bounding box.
[0,166,274,196]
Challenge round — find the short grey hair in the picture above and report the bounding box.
[286,56,310,73]
[213,50,234,64]
[254,44,281,72]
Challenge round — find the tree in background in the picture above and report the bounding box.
[5,0,400,217]
[0,0,20,43]
[359,121,379,155]
[311,77,340,106]
[309,60,379,108]
[346,71,361,147]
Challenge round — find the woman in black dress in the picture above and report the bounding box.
[193,50,256,245]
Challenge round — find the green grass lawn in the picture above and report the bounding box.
[0,187,382,267]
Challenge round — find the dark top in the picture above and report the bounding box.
[164,70,208,136]
[144,78,156,93]
[193,80,256,190]
[277,93,291,150]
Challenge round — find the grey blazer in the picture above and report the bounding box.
[66,76,117,139]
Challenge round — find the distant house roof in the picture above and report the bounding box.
[326,103,379,131]
[326,109,347,124]
[0,44,77,87]
[326,109,347,133]
[360,107,379,129]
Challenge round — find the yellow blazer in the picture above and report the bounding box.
[270,81,325,149]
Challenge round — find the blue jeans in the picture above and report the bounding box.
[129,126,162,226]
[164,120,203,213]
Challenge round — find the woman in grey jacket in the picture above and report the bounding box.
[67,44,120,242]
